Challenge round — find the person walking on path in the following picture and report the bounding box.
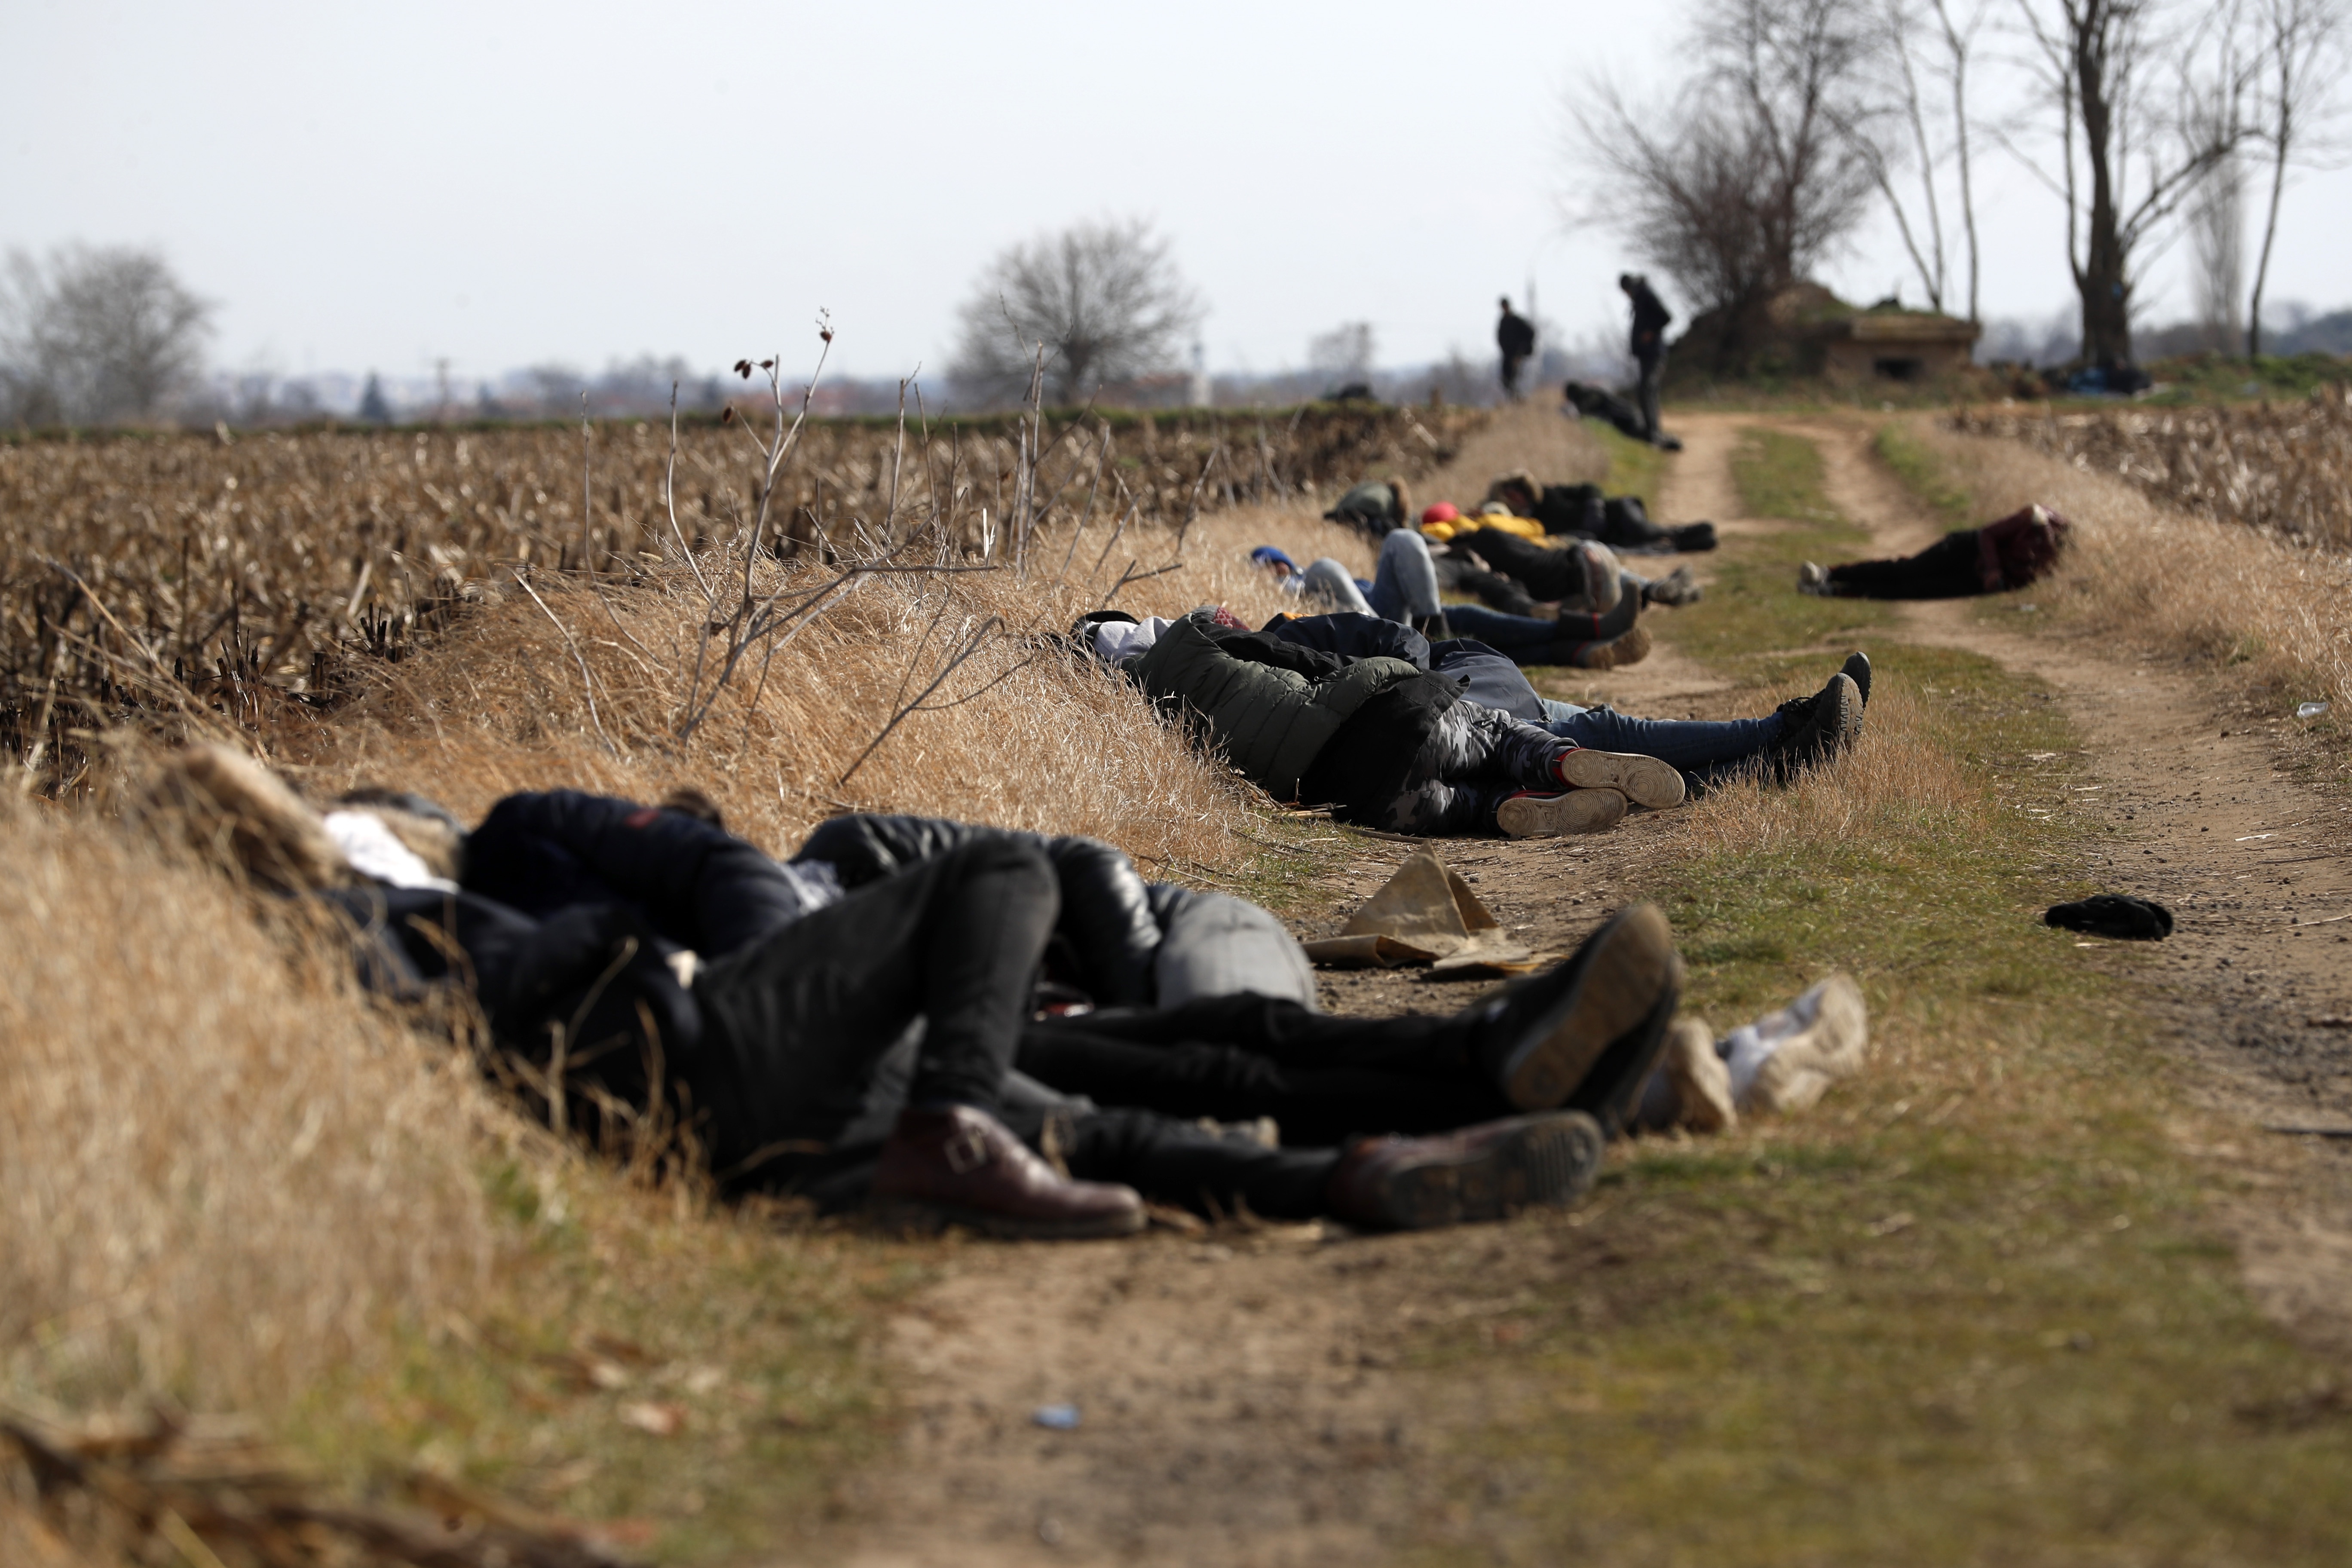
[1496,297,1536,401]
[1620,273,1671,442]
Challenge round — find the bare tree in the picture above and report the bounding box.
[0,244,212,426]
[2007,0,2256,367]
[2246,0,2347,357]
[1840,0,1990,317]
[1574,0,1879,369]
[949,218,1204,408]
[2186,49,2251,351]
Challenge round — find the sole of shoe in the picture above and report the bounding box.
[1557,747,1688,809]
[1495,787,1626,839]
[1840,649,1872,706]
[1564,969,1685,1135]
[867,1197,1147,1241]
[1580,622,1652,670]
[1499,903,1678,1111]
[1819,672,1863,753]
[1370,1112,1605,1229]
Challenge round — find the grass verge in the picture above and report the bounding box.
[283,1174,911,1564]
[1411,428,2352,1565]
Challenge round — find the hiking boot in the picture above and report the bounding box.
[1495,787,1626,838]
[1555,747,1687,810]
[1840,649,1872,705]
[1797,561,1831,595]
[1324,1111,1605,1229]
[872,1105,1145,1239]
[1468,902,1682,1119]
[1768,672,1862,778]
[1739,974,1869,1116]
[1662,1017,1736,1133]
[1573,622,1652,670]
[1644,565,1703,607]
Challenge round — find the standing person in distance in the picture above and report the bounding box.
[1620,273,1672,443]
[1496,297,1536,402]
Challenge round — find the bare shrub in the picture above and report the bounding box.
[949,218,1205,409]
[0,796,496,1412]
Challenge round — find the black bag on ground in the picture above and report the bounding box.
[2045,894,2174,940]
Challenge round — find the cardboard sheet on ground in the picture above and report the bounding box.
[1303,849,1539,975]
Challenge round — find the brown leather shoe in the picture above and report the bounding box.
[871,1105,1145,1240]
[1324,1111,1604,1230]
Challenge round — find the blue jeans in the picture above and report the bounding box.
[1540,700,1780,770]
[1444,601,1577,652]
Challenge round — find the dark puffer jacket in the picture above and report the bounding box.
[1125,609,1454,814]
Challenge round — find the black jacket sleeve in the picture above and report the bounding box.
[1259,612,1432,669]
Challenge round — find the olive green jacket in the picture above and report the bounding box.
[1124,610,1421,800]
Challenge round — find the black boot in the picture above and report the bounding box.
[1463,903,1682,1128]
[1768,672,1863,779]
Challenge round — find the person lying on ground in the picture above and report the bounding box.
[1250,527,1657,671]
[1798,504,2069,600]
[1564,379,1684,453]
[166,757,1699,1236]
[789,810,1873,1152]
[1257,612,1871,790]
[1085,606,1686,838]
[1486,471,1716,554]
[1322,476,1412,537]
[1419,507,1705,614]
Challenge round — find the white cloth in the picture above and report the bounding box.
[323,810,457,892]
[1091,616,1176,664]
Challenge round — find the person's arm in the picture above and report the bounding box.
[1259,611,1433,668]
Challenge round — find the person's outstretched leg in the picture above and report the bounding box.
[693,836,1142,1235]
[1548,705,1781,771]
[1050,1105,1606,1229]
[1298,557,1378,616]
[1365,528,1444,622]
[1820,530,1982,599]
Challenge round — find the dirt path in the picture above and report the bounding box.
[822,412,2352,1565]
[1773,413,2352,1355]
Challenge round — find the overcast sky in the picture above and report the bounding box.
[6,0,2347,388]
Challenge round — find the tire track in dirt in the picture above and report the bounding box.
[1770,413,2352,1358]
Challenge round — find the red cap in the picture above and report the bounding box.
[1420,502,1461,525]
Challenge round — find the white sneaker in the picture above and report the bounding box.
[1495,788,1627,838]
[1728,974,1869,1115]
[1556,747,1687,810]
[1796,561,1830,596]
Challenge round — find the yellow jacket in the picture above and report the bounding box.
[1419,512,1545,544]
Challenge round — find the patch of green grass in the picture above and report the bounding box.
[1874,420,1977,531]
[1592,424,1666,517]
[1661,427,1894,674]
[280,1176,916,1562]
[1411,425,2352,1565]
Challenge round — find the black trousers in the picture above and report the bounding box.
[1636,355,1663,440]
[687,836,1058,1178]
[1017,995,1510,1149]
[1459,527,1590,599]
[1433,551,1541,617]
[1827,528,1984,599]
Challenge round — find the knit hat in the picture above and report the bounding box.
[1420,503,1460,526]
[1250,545,1299,573]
